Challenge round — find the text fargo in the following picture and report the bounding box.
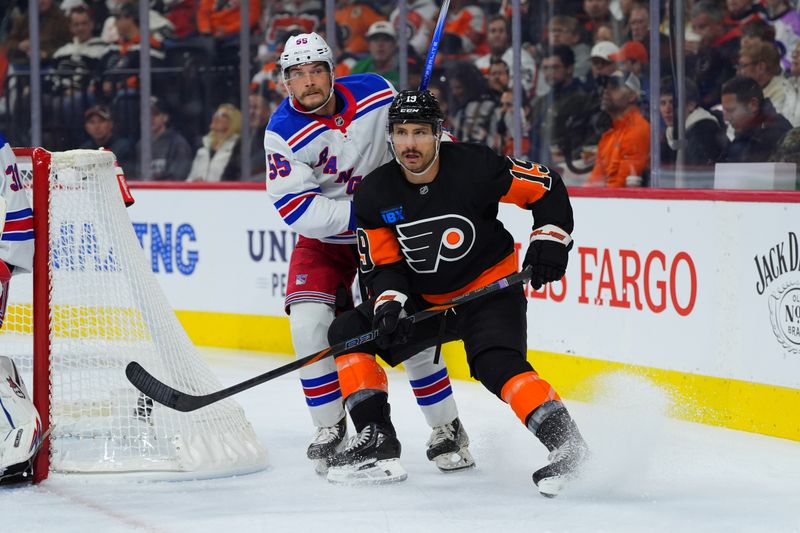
[523,244,698,317]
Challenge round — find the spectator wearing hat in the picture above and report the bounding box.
[584,40,619,97]
[351,21,401,89]
[587,70,650,187]
[719,75,792,163]
[609,40,650,115]
[80,104,135,175]
[659,77,726,168]
[134,98,192,181]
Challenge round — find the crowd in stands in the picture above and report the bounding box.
[1,0,800,188]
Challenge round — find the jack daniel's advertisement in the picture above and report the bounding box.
[756,232,800,355]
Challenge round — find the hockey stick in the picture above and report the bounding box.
[419,0,451,91]
[126,266,532,413]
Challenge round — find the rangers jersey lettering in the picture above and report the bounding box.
[264,73,397,244]
[354,142,574,300]
[0,135,34,272]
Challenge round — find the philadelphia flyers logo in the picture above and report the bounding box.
[396,215,475,273]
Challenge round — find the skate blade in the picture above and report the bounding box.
[432,447,476,473]
[313,459,329,476]
[534,475,570,497]
[327,458,408,485]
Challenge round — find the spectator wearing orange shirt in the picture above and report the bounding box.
[198,0,260,38]
[587,71,650,187]
[197,0,260,66]
[335,0,386,56]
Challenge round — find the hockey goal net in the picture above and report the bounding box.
[2,148,267,481]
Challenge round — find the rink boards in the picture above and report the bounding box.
[128,184,800,441]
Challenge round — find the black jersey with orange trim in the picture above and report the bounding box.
[353,142,573,300]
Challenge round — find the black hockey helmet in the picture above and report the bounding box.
[388,90,444,134]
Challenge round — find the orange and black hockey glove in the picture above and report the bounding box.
[523,225,573,290]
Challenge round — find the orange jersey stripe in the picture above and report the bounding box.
[500,160,552,208]
[501,371,561,425]
[363,227,403,266]
[336,352,388,398]
[422,253,517,304]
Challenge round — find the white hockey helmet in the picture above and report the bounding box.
[0,356,43,484]
[280,32,335,78]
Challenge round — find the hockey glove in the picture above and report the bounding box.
[523,225,573,290]
[373,290,412,350]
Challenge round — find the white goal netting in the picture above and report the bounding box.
[1,149,267,478]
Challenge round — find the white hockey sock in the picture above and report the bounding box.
[290,302,345,427]
[403,346,459,428]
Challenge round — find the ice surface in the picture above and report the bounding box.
[2,348,799,533]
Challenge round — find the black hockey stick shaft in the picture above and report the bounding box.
[126,267,532,413]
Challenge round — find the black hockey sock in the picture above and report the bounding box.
[532,408,583,452]
[347,392,394,434]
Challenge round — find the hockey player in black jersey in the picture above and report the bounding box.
[325,89,589,495]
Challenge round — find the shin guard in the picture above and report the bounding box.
[500,371,562,427]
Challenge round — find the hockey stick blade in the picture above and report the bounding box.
[126,267,532,412]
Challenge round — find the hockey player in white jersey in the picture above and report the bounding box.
[0,135,41,484]
[264,32,474,475]
[0,135,34,326]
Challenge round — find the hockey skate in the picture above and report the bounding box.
[532,409,589,497]
[307,417,347,475]
[426,417,476,472]
[326,422,407,485]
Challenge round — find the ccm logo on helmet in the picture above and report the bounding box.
[397,215,476,273]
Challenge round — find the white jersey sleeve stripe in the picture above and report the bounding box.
[273,187,323,208]
[277,192,319,225]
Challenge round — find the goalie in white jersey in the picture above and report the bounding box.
[264,32,475,475]
[0,135,41,484]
